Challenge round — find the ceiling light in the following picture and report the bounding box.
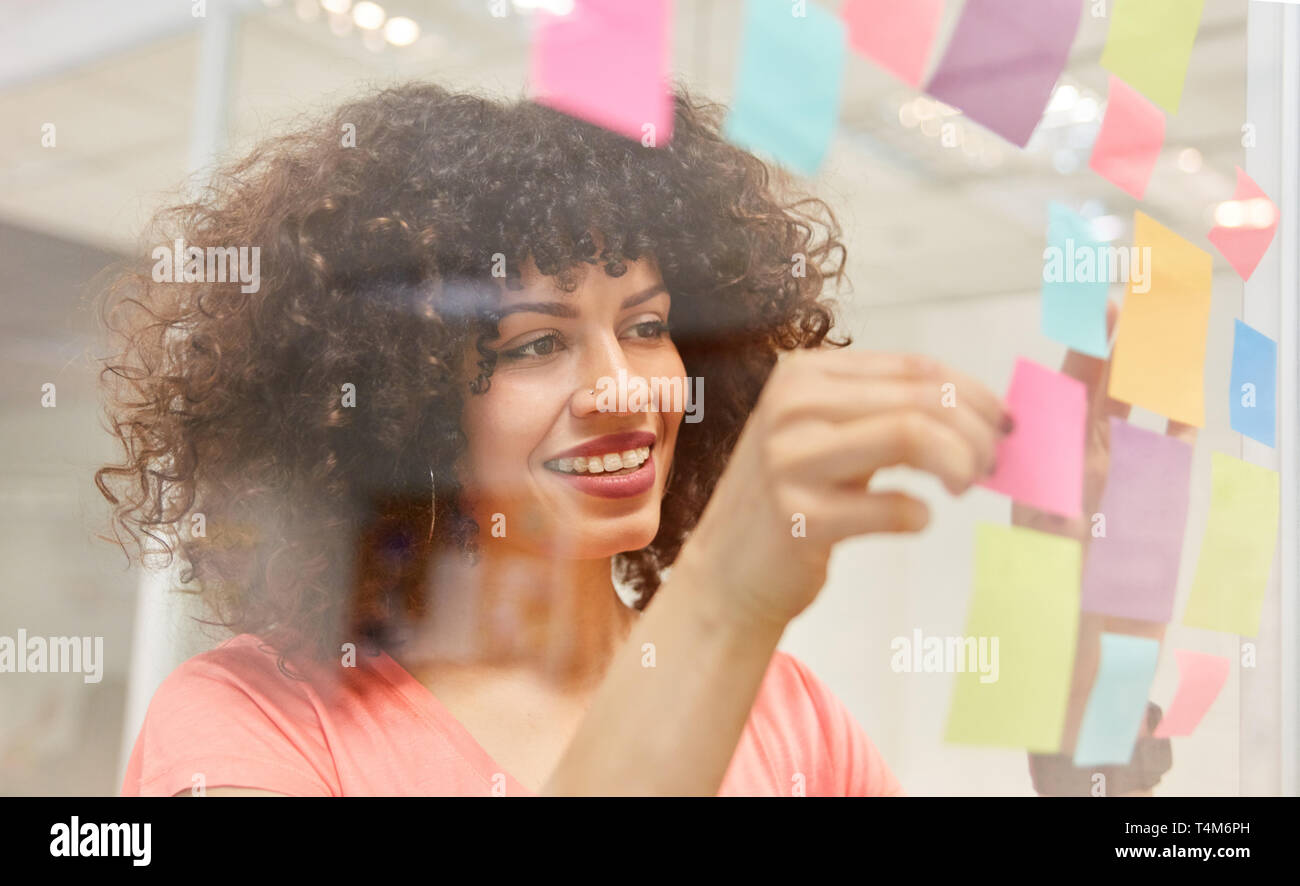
[1177,147,1203,174]
[352,1,385,29]
[384,16,419,46]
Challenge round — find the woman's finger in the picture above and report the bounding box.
[777,377,1003,471]
[777,411,987,495]
[802,349,1010,433]
[809,488,931,541]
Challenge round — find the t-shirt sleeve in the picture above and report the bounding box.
[784,654,905,797]
[120,645,338,797]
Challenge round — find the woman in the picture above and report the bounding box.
[98,82,1012,796]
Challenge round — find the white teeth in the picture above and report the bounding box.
[547,444,654,474]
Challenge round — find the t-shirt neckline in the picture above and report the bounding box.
[366,648,538,797]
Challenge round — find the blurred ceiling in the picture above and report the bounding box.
[0,0,1252,307]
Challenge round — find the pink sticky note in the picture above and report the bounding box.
[1153,649,1230,738]
[979,358,1087,519]
[529,0,674,143]
[842,0,944,87]
[1089,76,1165,200]
[1208,167,1279,281]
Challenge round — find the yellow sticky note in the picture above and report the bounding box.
[1108,212,1212,427]
[1099,0,1206,114]
[944,523,1081,752]
[1182,453,1280,637]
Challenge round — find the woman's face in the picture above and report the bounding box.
[456,256,687,559]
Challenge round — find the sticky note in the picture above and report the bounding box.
[1073,633,1161,766]
[1107,212,1212,427]
[1081,418,1193,623]
[1099,0,1206,114]
[1209,167,1279,281]
[1182,453,1280,637]
[945,523,1081,752]
[978,357,1087,519]
[723,0,847,176]
[1041,202,1111,358]
[841,0,944,87]
[1088,76,1166,200]
[529,0,674,142]
[925,0,1083,148]
[1153,650,1229,738]
[1229,320,1277,448]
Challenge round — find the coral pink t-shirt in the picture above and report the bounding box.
[121,633,903,797]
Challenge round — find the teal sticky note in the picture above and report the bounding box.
[1073,634,1160,767]
[1041,203,1110,359]
[723,0,847,177]
[1229,319,1277,448]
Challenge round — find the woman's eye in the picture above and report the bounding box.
[501,333,564,361]
[626,320,669,340]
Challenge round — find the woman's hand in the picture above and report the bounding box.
[675,348,1012,632]
[1013,301,1197,765]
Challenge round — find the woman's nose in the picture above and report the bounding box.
[569,332,635,417]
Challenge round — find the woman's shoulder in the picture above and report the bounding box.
[158,633,317,699]
[122,634,341,796]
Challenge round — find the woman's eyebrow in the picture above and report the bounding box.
[495,284,668,319]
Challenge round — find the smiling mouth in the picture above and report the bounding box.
[543,445,653,476]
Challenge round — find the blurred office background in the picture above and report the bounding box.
[0,0,1291,795]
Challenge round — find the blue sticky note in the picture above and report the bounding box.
[1041,203,1110,359]
[1073,634,1160,767]
[723,0,847,177]
[1229,319,1277,447]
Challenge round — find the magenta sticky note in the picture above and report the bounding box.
[1081,418,1193,622]
[1153,649,1229,738]
[979,357,1086,518]
[1089,76,1166,200]
[1208,167,1279,281]
[925,0,1084,148]
[842,0,944,87]
[529,0,674,143]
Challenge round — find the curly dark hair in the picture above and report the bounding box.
[94,81,851,665]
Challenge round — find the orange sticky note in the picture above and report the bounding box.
[1107,212,1212,427]
[1153,650,1229,738]
[1208,167,1279,281]
[841,0,944,87]
[1089,76,1165,200]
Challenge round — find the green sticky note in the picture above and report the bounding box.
[945,523,1081,752]
[1182,453,1280,637]
[1099,0,1205,114]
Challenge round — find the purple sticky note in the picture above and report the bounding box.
[979,357,1086,519]
[1081,418,1193,623]
[925,0,1084,148]
[529,0,674,143]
